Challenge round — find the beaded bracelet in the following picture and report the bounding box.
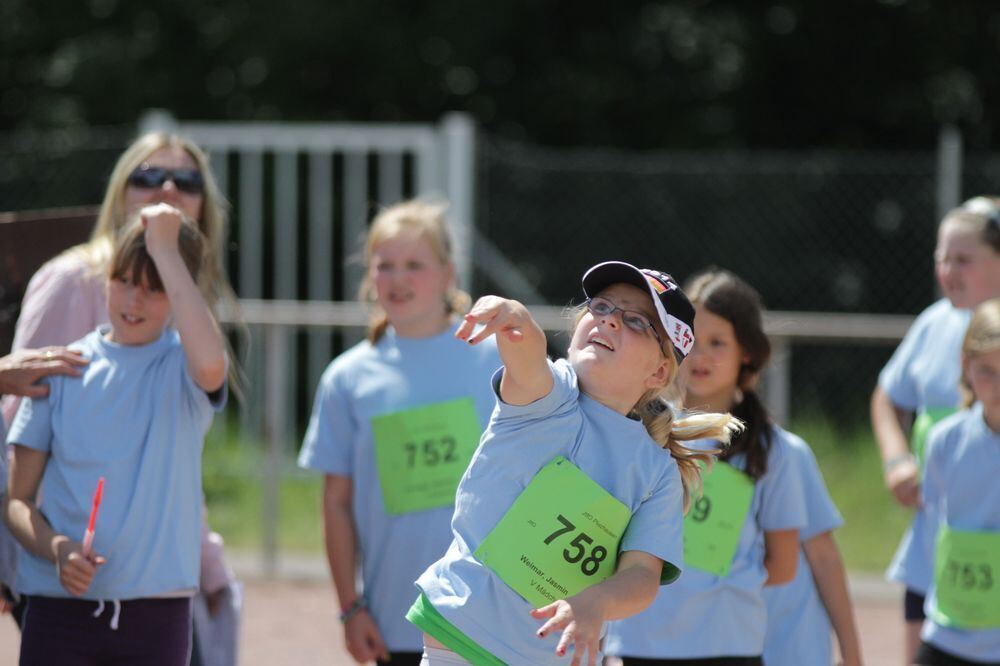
[883,452,916,475]
[339,597,368,624]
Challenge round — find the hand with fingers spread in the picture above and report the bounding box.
[0,347,88,398]
[532,592,607,666]
[54,537,105,596]
[343,608,391,664]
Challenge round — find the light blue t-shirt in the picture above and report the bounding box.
[605,424,807,659]
[414,358,685,665]
[0,417,16,597]
[6,326,224,600]
[297,323,500,653]
[762,431,843,666]
[919,404,1000,661]
[880,299,970,594]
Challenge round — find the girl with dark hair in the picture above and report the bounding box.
[607,268,821,665]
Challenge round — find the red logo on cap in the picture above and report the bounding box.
[645,275,668,294]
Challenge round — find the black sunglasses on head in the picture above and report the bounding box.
[127,165,205,194]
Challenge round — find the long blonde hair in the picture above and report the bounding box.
[960,297,1000,408]
[571,305,743,512]
[62,132,234,313]
[62,132,243,393]
[358,200,471,343]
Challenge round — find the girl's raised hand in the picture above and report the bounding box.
[55,538,105,596]
[456,296,528,345]
[140,202,186,258]
[531,597,605,666]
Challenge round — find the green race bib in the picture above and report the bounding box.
[930,524,1000,629]
[911,407,957,469]
[474,456,632,608]
[683,461,754,577]
[371,398,482,516]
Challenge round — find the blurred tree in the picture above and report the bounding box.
[1,0,998,148]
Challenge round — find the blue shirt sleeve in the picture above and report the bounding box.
[488,358,579,427]
[0,419,7,495]
[298,363,357,477]
[878,303,943,411]
[757,438,808,533]
[6,386,54,454]
[178,346,228,417]
[619,461,684,575]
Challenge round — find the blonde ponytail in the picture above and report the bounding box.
[636,395,743,513]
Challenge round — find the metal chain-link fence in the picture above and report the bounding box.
[4,124,999,427]
[475,135,1000,424]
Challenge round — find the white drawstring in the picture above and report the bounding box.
[92,598,122,630]
[110,599,121,630]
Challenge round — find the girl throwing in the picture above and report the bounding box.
[407,261,741,665]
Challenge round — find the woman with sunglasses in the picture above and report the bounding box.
[2,132,240,666]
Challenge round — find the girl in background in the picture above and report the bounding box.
[914,297,1000,665]
[872,197,1000,663]
[298,200,501,665]
[2,132,241,664]
[606,268,806,665]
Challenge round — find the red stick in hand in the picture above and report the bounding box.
[81,476,104,558]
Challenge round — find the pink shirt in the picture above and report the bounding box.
[4,252,233,593]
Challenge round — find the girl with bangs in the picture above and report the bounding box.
[1,133,241,665]
[5,205,227,665]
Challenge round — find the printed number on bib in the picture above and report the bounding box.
[930,525,1000,629]
[682,460,754,577]
[474,456,632,608]
[371,398,482,516]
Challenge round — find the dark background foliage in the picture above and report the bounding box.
[3,0,998,149]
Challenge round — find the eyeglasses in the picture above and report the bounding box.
[127,165,205,194]
[586,297,662,344]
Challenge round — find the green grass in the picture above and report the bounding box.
[792,415,912,572]
[202,423,324,553]
[201,415,913,572]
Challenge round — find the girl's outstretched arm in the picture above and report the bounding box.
[530,550,661,666]
[143,204,227,393]
[4,446,105,595]
[803,532,863,666]
[456,296,551,405]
